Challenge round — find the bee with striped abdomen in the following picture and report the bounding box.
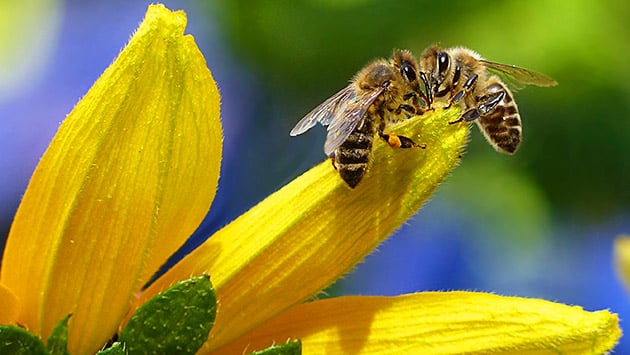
[420,45,557,154]
[290,49,429,188]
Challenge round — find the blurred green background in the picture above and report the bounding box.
[1,0,629,351]
[208,0,630,218]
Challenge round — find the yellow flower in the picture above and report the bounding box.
[0,3,621,354]
[0,4,221,353]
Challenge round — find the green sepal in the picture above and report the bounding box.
[0,324,47,355]
[46,314,70,355]
[248,339,302,355]
[96,342,125,354]
[119,274,216,354]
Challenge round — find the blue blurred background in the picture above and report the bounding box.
[1,0,629,351]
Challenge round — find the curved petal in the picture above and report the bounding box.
[214,292,620,354]
[143,107,469,350]
[0,283,19,325]
[0,4,221,353]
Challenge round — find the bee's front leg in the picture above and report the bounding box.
[394,103,416,116]
[395,99,431,118]
[449,89,505,125]
[419,71,433,107]
[444,73,479,110]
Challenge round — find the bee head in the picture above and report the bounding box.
[433,51,452,95]
[359,63,394,90]
[420,45,451,97]
[437,52,450,78]
[392,50,418,82]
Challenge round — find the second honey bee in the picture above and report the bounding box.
[290,49,428,188]
[420,45,558,154]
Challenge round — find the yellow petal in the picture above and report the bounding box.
[214,292,621,355]
[0,4,221,353]
[0,282,19,325]
[142,106,469,350]
[614,235,630,291]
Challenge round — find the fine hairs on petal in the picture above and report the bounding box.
[214,292,621,355]
[143,106,470,351]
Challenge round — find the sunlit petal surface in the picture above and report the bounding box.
[142,107,469,351]
[0,4,221,353]
[0,283,18,324]
[216,292,620,354]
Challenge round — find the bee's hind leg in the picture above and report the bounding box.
[378,131,426,150]
[383,134,426,149]
[378,116,426,149]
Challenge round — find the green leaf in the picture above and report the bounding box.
[46,314,70,355]
[96,342,125,355]
[0,325,47,355]
[248,340,301,355]
[119,274,216,354]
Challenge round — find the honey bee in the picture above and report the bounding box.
[419,45,557,154]
[290,49,428,188]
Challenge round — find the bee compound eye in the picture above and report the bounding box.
[437,52,450,74]
[401,61,417,82]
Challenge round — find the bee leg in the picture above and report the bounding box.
[394,103,416,115]
[378,131,426,149]
[449,108,481,124]
[478,90,506,115]
[402,81,431,111]
[329,153,339,170]
[449,90,506,125]
[397,100,432,117]
[378,117,425,149]
[444,73,478,110]
[419,72,433,107]
[402,91,432,116]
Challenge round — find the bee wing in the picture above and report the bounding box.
[323,86,385,156]
[481,60,558,88]
[289,85,356,136]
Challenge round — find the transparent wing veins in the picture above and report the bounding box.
[481,60,558,88]
[289,85,356,136]
[323,86,384,156]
